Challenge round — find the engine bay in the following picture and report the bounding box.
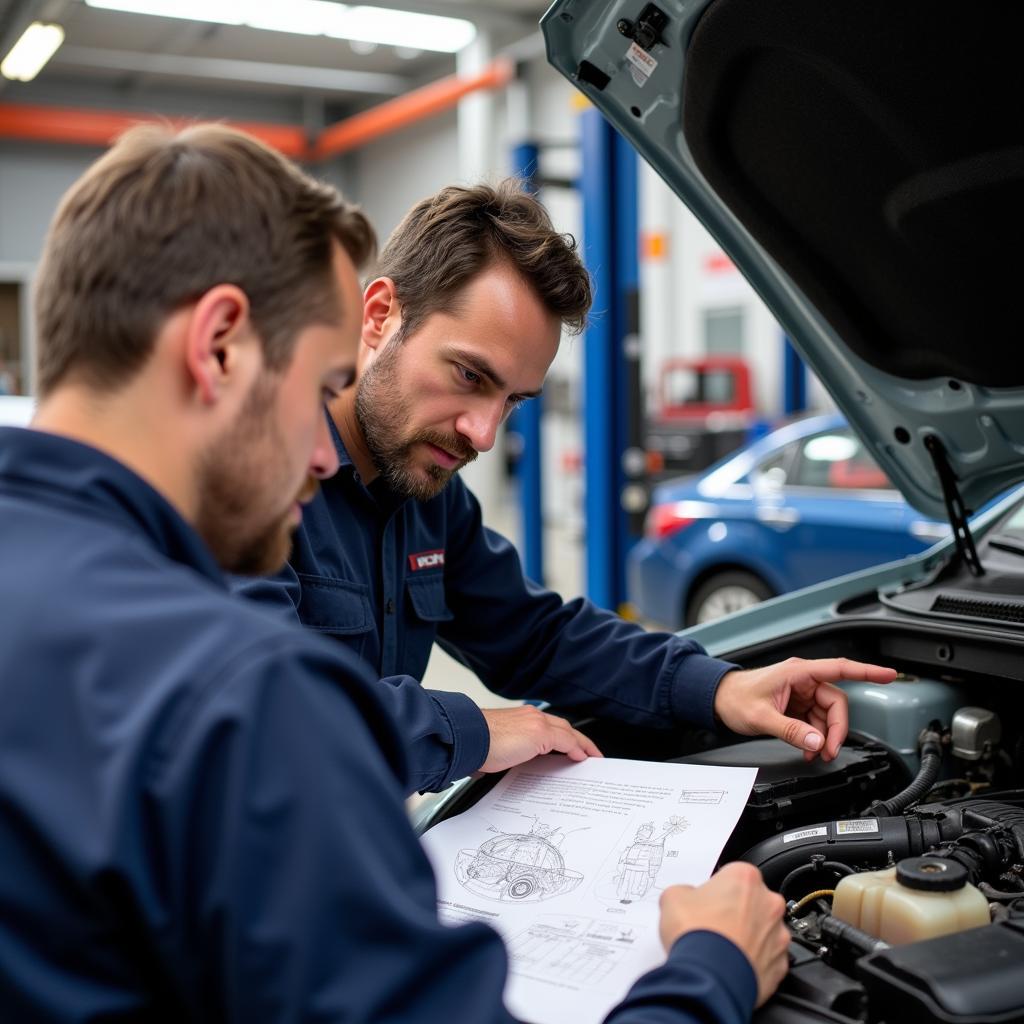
[424,616,1024,1023]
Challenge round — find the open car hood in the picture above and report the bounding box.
[542,0,1023,522]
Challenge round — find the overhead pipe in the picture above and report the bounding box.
[0,57,515,160]
[310,56,513,160]
[0,102,308,158]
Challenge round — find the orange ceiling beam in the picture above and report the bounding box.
[0,57,516,162]
[0,103,308,158]
[311,57,514,160]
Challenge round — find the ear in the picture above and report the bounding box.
[184,285,253,405]
[361,277,401,352]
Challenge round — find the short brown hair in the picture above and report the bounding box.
[34,123,376,398]
[375,180,591,340]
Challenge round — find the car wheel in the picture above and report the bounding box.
[506,875,539,900]
[686,571,774,626]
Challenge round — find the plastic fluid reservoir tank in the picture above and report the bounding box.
[832,857,989,944]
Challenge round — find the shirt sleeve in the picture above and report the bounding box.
[377,675,491,793]
[438,481,738,732]
[231,566,490,795]
[605,931,757,1024]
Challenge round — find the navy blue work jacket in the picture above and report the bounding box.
[235,416,737,793]
[0,425,756,1023]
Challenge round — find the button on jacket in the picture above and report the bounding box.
[0,425,756,1024]
[235,416,737,793]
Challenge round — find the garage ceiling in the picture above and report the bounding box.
[0,0,549,106]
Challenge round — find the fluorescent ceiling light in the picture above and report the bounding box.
[83,1,476,53]
[1,22,66,82]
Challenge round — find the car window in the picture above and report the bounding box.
[791,431,892,490]
[663,367,736,407]
[751,441,799,489]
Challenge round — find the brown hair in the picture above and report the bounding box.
[375,180,591,340]
[34,122,376,398]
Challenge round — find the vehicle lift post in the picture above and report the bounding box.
[509,140,545,584]
[580,107,644,612]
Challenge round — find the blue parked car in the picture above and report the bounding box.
[628,414,948,628]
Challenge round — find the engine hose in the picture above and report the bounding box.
[743,801,1024,892]
[863,731,942,817]
[779,858,852,900]
[819,915,889,955]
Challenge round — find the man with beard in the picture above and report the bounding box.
[237,182,897,795]
[0,122,794,1024]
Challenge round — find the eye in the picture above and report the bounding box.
[457,364,481,385]
[506,395,526,412]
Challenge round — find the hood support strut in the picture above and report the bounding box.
[924,434,984,577]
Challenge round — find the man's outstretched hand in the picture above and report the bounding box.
[478,705,603,774]
[713,657,897,762]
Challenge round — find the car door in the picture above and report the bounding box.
[753,428,927,589]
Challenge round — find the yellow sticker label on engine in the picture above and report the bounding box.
[836,819,880,834]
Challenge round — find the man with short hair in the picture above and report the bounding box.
[0,122,791,1022]
[237,181,897,794]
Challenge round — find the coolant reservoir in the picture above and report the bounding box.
[832,857,989,944]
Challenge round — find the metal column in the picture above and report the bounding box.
[509,141,545,584]
[580,108,642,611]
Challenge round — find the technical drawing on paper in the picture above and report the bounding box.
[596,816,690,905]
[454,816,587,903]
[679,789,725,805]
[508,915,634,986]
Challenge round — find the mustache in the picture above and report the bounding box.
[414,430,478,466]
[295,476,321,505]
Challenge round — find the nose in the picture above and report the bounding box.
[310,405,341,479]
[455,399,504,454]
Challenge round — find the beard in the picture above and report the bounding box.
[195,372,318,575]
[354,333,477,501]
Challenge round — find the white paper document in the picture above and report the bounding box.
[420,756,757,1024]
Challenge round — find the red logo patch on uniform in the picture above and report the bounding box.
[408,549,445,571]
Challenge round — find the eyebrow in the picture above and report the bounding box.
[446,346,543,399]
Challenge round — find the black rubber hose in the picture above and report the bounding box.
[819,915,890,955]
[779,858,853,900]
[864,731,942,817]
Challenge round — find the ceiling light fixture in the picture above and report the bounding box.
[1,22,66,82]
[83,1,476,53]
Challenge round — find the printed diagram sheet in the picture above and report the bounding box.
[420,756,756,1024]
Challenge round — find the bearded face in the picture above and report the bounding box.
[196,371,319,575]
[354,331,477,501]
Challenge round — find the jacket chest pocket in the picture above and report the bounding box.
[403,574,453,679]
[296,574,373,655]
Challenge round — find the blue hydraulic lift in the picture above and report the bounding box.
[509,111,645,609]
[580,107,645,612]
[509,141,545,584]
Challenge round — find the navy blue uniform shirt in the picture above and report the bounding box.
[0,425,756,1022]
[235,415,738,793]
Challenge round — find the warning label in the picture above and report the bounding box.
[625,41,657,87]
[836,819,880,835]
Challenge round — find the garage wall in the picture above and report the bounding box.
[346,108,460,243]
